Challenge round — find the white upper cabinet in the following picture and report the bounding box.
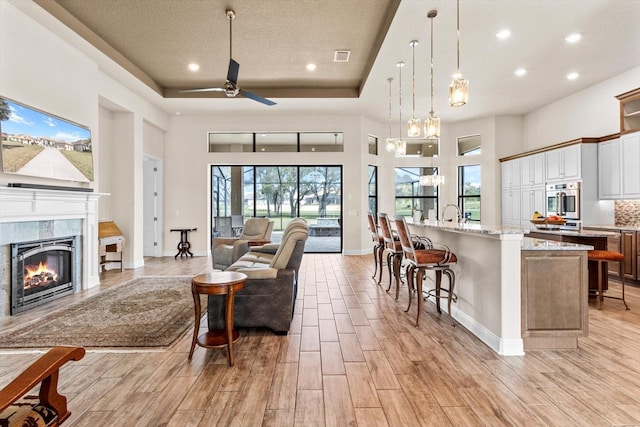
[501,189,521,226]
[501,158,520,189]
[520,153,545,188]
[598,133,640,199]
[598,138,621,199]
[621,132,640,197]
[546,144,581,182]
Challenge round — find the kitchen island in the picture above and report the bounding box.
[407,221,592,355]
[528,227,619,291]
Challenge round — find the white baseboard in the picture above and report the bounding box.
[452,305,524,356]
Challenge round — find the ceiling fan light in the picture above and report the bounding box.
[425,115,440,139]
[408,117,421,137]
[449,75,469,107]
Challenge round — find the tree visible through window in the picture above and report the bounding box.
[458,165,481,221]
[211,165,342,253]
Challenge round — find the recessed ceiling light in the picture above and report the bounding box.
[306,63,317,71]
[567,72,579,80]
[496,29,511,39]
[175,112,182,116]
[515,68,527,77]
[565,33,581,43]
[188,63,200,72]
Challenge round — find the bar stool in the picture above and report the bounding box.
[588,250,630,310]
[394,216,458,327]
[377,212,404,299]
[367,212,384,282]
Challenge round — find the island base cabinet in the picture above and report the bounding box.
[521,250,588,350]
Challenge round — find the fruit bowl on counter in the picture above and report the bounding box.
[530,216,566,229]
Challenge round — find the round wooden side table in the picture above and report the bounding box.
[189,271,247,365]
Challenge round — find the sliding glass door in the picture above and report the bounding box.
[212,165,342,253]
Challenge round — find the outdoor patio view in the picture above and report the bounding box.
[211,165,342,253]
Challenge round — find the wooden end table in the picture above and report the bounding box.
[189,271,247,365]
[170,227,197,259]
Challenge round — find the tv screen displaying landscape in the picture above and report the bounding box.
[0,97,93,182]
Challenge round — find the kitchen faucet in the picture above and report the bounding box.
[442,203,467,223]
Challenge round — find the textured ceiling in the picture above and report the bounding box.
[38,0,399,100]
[29,0,640,124]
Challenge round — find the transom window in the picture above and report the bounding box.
[208,132,344,153]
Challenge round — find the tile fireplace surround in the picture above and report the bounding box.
[0,187,103,317]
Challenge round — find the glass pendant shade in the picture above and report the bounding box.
[408,118,421,137]
[425,115,440,139]
[395,139,406,156]
[449,74,469,107]
[419,173,445,187]
[385,137,396,152]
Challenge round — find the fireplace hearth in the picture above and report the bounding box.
[11,236,78,314]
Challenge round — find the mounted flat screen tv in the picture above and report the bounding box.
[0,96,93,182]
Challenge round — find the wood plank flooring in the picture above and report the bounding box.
[2,254,640,426]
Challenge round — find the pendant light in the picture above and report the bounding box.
[419,155,445,186]
[425,10,440,138]
[407,41,421,137]
[384,78,396,152]
[395,61,406,156]
[449,0,469,107]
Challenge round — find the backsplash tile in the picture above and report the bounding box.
[615,200,640,226]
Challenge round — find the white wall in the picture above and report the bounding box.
[164,112,383,256]
[4,0,640,262]
[524,66,640,150]
[0,0,98,190]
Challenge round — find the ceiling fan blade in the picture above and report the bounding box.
[227,59,240,85]
[180,87,226,93]
[239,89,276,106]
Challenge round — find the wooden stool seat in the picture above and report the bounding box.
[588,250,629,310]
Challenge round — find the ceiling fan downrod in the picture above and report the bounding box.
[226,10,235,60]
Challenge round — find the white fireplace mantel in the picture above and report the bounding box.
[0,186,106,289]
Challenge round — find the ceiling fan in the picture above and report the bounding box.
[180,10,276,106]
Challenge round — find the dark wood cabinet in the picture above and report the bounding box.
[584,226,639,283]
[607,234,621,276]
[621,231,636,279]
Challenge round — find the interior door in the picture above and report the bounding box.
[143,156,162,257]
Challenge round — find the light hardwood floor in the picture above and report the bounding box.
[2,254,640,426]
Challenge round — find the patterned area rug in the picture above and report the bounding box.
[0,276,194,349]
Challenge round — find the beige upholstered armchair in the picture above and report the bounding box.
[211,217,274,270]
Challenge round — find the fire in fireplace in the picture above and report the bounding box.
[11,236,77,314]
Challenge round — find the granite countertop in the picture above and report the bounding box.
[528,228,619,238]
[583,224,640,232]
[409,220,529,236]
[521,237,593,251]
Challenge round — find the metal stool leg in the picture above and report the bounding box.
[620,260,630,310]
